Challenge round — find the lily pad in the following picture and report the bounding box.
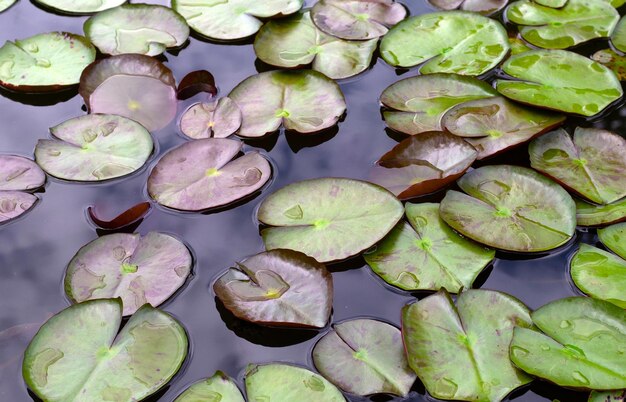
[0,0,16,12]
[589,390,626,402]
[23,299,188,402]
[509,33,533,55]
[228,70,346,137]
[509,297,626,389]
[254,12,377,80]
[365,203,495,292]
[0,32,95,92]
[172,0,303,41]
[529,127,626,205]
[174,371,245,402]
[35,114,153,182]
[380,73,498,135]
[369,132,477,199]
[148,138,271,211]
[310,0,407,40]
[402,289,534,401]
[535,0,568,7]
[570,244,626,308]
[0,155,45,224]
[34,0,126,14]
[84,4,189,56]
[592,49,626,81]
[245,363,345,401]
[177,70,217,100]
[179,98,242,139]
[442,96,565,159]
[612,16,626,53]
[576,198,626,227]
[65,232,192,316]
[496,50,623,117]
[312,318,416,396]
[213,249,332,328]
[428,0,507,15]
[257,177,403,262]
[598,222,626,258]
[379,11,509,75]
[440,165,577,252]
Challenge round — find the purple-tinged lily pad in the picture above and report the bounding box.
[592,49,626,81]
[179,98,242,139]
[65,232,192,316]
[148,138,271,211]
[88,202,151,231]
[598,222,626,259]
[174,371,245,402]
[576,197,626,227]
[589,390,626,402]
[177,70,217,100]
[0,192,38,224]
[0,155,45,224]
[214,249,332,328]
[0,0,16,12]
[570,244,626,308]
[428,0,507,15]
[34,0,126,14]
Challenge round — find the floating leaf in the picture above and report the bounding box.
[589,390,626,402]
[172,0,303,41]
[508,33,533,55]
[179,98,242,139]
[428,0,507,15]
[598,222,626,259]
[23,299,188,402]
[534,0,568,7]
[34,0,126,14]
[496,50,623,117]
[312,318,416,396]
[612,16,626,53]
[440,165,576,252]
[177,70,217,100]
[365,203,495,292]
[88,202,151,230]
[35,114,153,182]
[529,127,626,205]
[576,198,626,227]
[403,289,533,401]
[0,32,95,92]
[570,244,626,308]
[510,297,626,390]
[174,371,245,402]
[0,0,16,12]
[214,249,332,328]
[442,96,565,159]
[84,4,189,56]
[380,11,509,75]
[380,73,497,135]
[228,70,346,137]
[148,138,271,211]
[592,49,626,81]
[0,155,45,223]
[257,177,403,262]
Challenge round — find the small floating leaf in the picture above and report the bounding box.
[592,49,626,81]
[598,222,626,259]
[589,390,626,402]
[34,0,126,14]
[179,98,242,139]
[174,371,245,402]
[87,202,151,230]
[576,197,626,227]
[177,70,217,100]
[428,0,507,15]
[570,244,626,308]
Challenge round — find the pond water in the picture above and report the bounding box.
[0,1,623,401]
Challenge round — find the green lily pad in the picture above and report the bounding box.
[592,49,626,81]
[496,50,623,117]
[312,318,416,396]
[174,371,245,402]
[148,138,271,211]
[84,4,189,56]
[254,11,377,80]
[529,127,626,205]
[576,198,626,227]
[612,16,626,53]
[0,32,95,93]
[380,73,497,135]
[23,299,188,402]
[370,132,477,199]
[245,363,345,401]
[35,114,153,182]
[570,244,626,308]
[0,155,45,224]
[228,70,346,137]
[428,0,507,15]
[598,222,626,259]
[510,297,626,389]
[0,0,16,12]
[365,203,494,293]
[534,0,568,7]
[172,0,303,41]
[440,165,576,252]
[257,177,403,262]
[380,11,509,75]
[65,232,192,316]
[509,33,533,55]
[402,289,534,401]
[34,0,126,14]
[179,98,242,139]
[589,390,626,402]
[214,249,332,328]
[310,0,407,40]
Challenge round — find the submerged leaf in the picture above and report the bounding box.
[87,202,151,230]
[174,371,245,402]
[598,222,626,259]
[429,0,507,15]
[177,70,217,100]
[34,0,126,14]
[179,98,242,139]
[576,198,626,227]
[592,49,626,81]
[570,244,626,308]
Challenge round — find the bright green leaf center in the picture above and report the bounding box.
[127,100,141,111]
[353,349,368,360]
[494,206,512,217]
[206,167,220,177]
[121,263,138,274]
[573,158,588,166]
[275,108,290,118]
[416,237,432,251]
[355,13,369,21]
[313,219,330,229]
[486,129,503,138]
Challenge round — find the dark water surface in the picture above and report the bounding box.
[0,1,622,401]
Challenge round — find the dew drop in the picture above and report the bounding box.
[25,43,39,53]
[572,371,590,385]
[82,129,98,144]
[510,346,530,358]
[559,320,572,329]
[174,265,189,278]
[0,199,17,213]
[283,204,303,220]
[0,60,15,79]
[540,344,550,351]
[5,167,29,182]
[305,375,325,392]
[36,58,51,68]
[47,149,61,157]
[434,378,458,399]
[397,272,420,288]
[112,246,126,261]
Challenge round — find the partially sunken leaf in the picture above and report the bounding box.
[34,0,126,14]
[598,222,626,259]
[380,73,497,135]
[174,371,245,402]
[428,0,507,15]
[529,128,626,205]
[370,132,477,199]
[214,249,332,328]
[35,114,153,182]
[254,12,377,80]
[312,319,416,396]
[172,0,303,41]
[576,198,626,227]
[245,363,345,401]
[402,290,533,401]
[177,70,217,100]
[0,0,16,12]
[592,49,626,81]
[0,155,45,223]
[257,178,403,262]
[84,4,190,56]
[496,50,623,117]
[380,11,509,75]
[570,244,626,308]
[179,98,242,139]
[65,232,192,316]
[0,32,95,92]
[440,165,576,252]
[365,203,495,293]
[612,16,626,53]
[510,297,626,389]
[23,300,188,402]
[310,0,407,40]
[88,202,151,230]
[228,70,346,137]
[589,390,626,402]
[442,96,565,159]
[148,138,271,211]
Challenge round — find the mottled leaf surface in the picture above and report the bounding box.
[576,198,626,227]
[612,16,626,53]
[0,155,44,223]
[589,390,626,402]
[592,49,626,81]
[179,98,242,139]
[598,222,626,259]
[34,0,126,14]
[0,191,38,223]
[570,244,626,308]
[174,371,245,402]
